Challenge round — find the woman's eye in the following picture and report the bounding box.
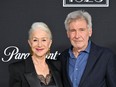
[33,39,37,42]
[42,39,46,41]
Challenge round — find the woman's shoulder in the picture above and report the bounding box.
[8,59,26,73]
[46,59,61,65]
[46,59,61,71]
[9,56,32,68]
[9,59,25,67]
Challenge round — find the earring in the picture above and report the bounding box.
[47,48,50,56]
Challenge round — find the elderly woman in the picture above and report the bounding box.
[9,22,63,87]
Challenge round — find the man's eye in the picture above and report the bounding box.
[80,28,85,31]
[69,29,76,32]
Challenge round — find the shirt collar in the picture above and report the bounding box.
[85,40,91,53]
[69,41,91,58]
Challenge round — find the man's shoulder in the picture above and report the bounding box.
[91,42,115,55]
[57,48,70,61]
[60,48,69,56]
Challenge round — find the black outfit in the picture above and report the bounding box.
[9,56,63,87]
[58,42,116,87]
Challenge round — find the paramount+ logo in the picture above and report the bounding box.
[63,0,109,7]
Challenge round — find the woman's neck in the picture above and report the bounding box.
[32,55,46,65]
[32,55,49,77]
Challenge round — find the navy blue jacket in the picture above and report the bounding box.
[58,42,116,87]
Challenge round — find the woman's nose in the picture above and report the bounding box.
[38,41,42,47]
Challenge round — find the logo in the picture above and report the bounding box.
[1,46,60,62]
[63,0,109,7]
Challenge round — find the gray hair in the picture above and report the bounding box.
[28,22,52,40]
[64,10,92,30]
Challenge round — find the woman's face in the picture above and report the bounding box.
[28,28,52,58]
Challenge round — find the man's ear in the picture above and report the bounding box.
[89,28,92,37]
[67,31,70,38]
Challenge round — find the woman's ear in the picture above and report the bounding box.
[28,40,31,47]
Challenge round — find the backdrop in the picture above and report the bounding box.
[0,0,116,87]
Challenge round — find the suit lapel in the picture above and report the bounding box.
[24,72,41,87]
[63,51,72,87]
[46,60,63,87]
[51,70,62,87]
[79,43,100,87]
[24,56,41,87]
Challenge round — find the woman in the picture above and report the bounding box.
[9,22,63,87]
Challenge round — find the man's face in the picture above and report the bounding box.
[67,19,92,52]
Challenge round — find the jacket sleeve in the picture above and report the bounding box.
[9,63,21,87]
[106,53,116,87]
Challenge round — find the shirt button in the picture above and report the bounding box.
[76,68,78,70]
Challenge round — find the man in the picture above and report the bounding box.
[58,10,116,87]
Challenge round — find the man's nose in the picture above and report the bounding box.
[75,31,80,38]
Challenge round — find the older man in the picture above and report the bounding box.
[58,10,116,87]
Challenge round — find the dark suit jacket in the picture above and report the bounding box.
[9,56,63,87]
[58,42,116,87]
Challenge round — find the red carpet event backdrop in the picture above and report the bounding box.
[0,0,116,87]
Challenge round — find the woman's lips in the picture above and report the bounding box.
[36,48,44,51]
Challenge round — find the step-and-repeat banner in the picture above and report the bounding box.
[0,0,116,87]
